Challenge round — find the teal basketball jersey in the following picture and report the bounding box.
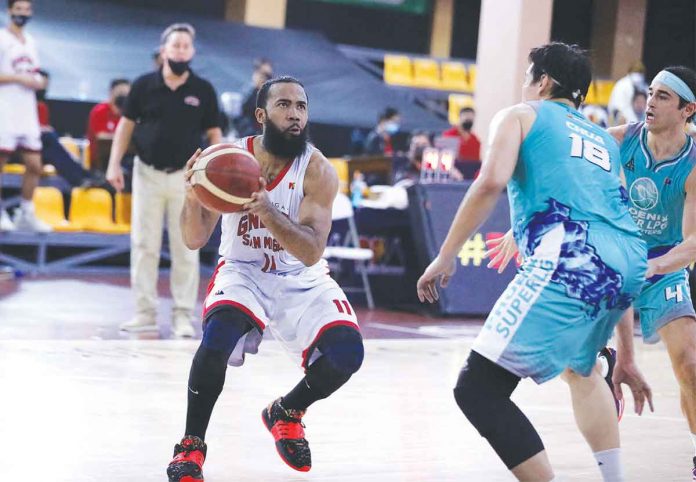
[621,122,696,251]
[509,100,640,251]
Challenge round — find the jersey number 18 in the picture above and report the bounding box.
[569,133,611,171]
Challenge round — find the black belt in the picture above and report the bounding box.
[141,160,181,174]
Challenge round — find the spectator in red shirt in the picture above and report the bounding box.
[86,78,130,168]
[33,70,105,188]
[442,107,481,179]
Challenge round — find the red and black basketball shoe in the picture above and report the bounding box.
[261,398,312,472]
[598,347,625,421]
[166,435,207,482]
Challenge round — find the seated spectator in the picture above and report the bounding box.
[608,61,648,125]
[86,79,131,170]
[442,107,481,163]
[581,103,610,128]
[441,107,481,179]
[394,131,463,185]
[234,58,273,137]
[612,89,647,125]
[364,107,401,156]
[35,70,107,189]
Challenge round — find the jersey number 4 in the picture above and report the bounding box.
[665,285,684,303]
[569,133,611,171]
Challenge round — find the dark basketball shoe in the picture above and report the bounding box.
[166,435,207,482]
[261,398,312,472]
[692,456,696,481]
[598,347,624,421]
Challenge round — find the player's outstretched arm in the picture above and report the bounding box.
[417,105,525,303]
[181,149,221,250]
[244,151,337,267]
[646,169,696,277]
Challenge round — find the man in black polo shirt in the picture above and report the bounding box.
[106,23,222,337]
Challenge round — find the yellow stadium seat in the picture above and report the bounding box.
[115,192,131,226]
[2,163,55,175]
[441,61,471,92]
[467,64,477,91]
[594,80,614,106]
[82,140,91,169]
[412,58,441,89]
[33,186,81,232]
[69,187,130,234]
[384,55,413,86]
[448,94,475,125]
[2,163,25,174]
[329,158,349,194]
[584,82,598,104]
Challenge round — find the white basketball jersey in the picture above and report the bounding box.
[0,29,40,133]
[218,136,326,275]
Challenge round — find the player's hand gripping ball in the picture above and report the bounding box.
[190,143,262,213]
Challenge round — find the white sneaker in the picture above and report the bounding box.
[0,210,15,232]
[119,316,158,332]
[172,314,196,338]
[12,207,52,233]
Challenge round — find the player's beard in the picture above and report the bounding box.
[262,118,309,159]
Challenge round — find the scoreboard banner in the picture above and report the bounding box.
[309,0,430,15]
[408,182,517,315]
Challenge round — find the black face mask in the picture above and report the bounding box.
[461,120,474,131]
[114,95,127,110]
[11,15,30,27]
[167,59,190,76]
[262,117,309,160]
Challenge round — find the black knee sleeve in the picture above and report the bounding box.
[453,351,545,470]
[185,309,254,439]
[317,325,364,374]
[305,326,364,398]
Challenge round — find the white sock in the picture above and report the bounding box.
[691,433,696,457]
[20,199,34,212]
[594,448,624,482]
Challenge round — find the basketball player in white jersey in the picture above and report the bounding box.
[0,0,50,232]
[166,77,364,482]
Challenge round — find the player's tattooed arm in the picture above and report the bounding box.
[647,168,696,277]
[181,149,221,250]
[245,150,337,266]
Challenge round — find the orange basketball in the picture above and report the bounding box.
[191,143,261,213]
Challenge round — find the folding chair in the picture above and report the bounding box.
[323,192,375,309]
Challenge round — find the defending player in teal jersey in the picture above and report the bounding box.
[417,43,647,482]
[607,66,696,480]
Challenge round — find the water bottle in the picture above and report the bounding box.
[350,170,366,207]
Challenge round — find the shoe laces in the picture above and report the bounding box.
[272,402,307,439]
[174,436,206,459]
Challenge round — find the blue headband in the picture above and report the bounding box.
[652,70,696,103]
